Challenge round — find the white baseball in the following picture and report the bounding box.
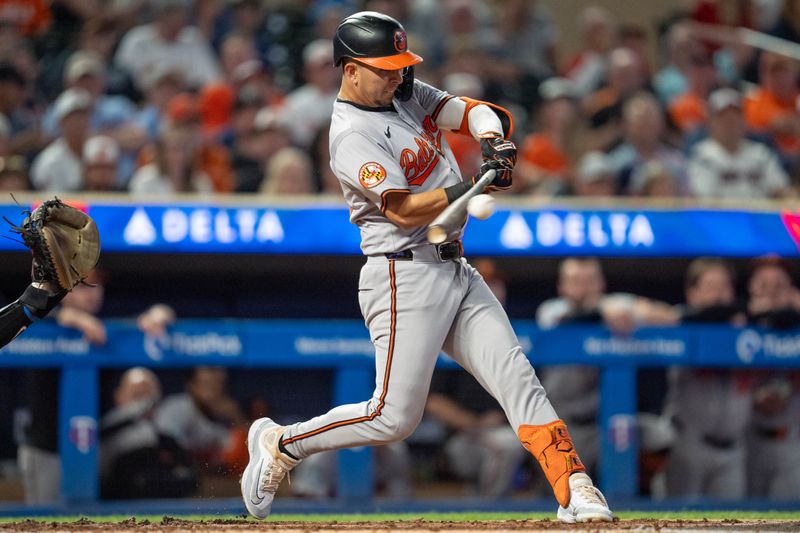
[467,194,496,220]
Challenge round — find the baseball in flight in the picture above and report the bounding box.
[467,194,496,220]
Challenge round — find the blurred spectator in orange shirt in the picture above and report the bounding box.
[518,77,580,194]
[668,50,719,135]
[0,0,50,37]
[743,52,800,157]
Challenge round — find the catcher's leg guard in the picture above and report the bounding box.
[518,419,586,507]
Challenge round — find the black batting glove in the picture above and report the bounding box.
[477,135,516,191]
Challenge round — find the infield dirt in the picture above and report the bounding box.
[2,517,800,532]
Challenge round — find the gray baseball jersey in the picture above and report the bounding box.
[328,80,464,255]
[279,80,560,459]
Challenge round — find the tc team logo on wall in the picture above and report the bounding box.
[69,416,97,454]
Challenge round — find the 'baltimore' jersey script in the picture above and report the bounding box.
[329,79,465,255]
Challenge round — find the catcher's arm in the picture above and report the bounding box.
[0,282,66,348]
[1,198,100,348]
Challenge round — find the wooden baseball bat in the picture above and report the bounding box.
[427,169,496,244]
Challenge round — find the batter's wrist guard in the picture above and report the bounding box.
[518,420,586,507]
[444,182,471,204]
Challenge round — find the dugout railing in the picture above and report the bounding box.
[1,320,798,507]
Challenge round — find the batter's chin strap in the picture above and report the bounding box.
[394,66,415,102]
[456,97,514,139]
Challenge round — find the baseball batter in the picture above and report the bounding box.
[241,12,613,523]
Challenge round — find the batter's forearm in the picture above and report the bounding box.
[384,189,450,229]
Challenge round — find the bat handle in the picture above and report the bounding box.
[427,169,496,244]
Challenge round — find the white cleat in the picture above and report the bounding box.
[241,417,300,519]
[556,472,614,523]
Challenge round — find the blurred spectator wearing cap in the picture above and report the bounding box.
[743,52,800,159]
[608,92,686,196]
[114,0,221,91]
[744,257,800,500]
[30,88,92,191]
[42,50,145,182]
[665,258,751,500]
[282,39,339,149]
[562,6,617,98]
[688,88,790,199]
[518,77,580,195]
[231,106,290,192]
[83,135,122,192]
[259,146,314,195]
[134,92,234,193]
[572,151,616,197]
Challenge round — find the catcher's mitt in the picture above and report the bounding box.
[12,198,100,291]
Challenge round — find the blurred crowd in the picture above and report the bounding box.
[1,0,800,198]
[4,0,800,505]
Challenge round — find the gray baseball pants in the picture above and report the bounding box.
[281,252,558,458]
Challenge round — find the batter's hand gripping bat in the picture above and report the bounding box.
[427,169,496,244]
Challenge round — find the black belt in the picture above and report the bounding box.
[702,434,736,450]
[385,242,462,262]
[674,418,737,449]
[756,427,789,440]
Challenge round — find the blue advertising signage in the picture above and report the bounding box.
[1,200,799,257]
[3,321,800,369]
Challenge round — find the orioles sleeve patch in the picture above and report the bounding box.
[358,162,387,189]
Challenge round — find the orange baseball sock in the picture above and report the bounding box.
[518,419,586,507]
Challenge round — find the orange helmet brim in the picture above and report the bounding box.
[356,51,423,70]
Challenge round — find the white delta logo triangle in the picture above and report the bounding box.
[500,212,533,249]
[124,208,157,245]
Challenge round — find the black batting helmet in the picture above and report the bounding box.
[333,11,423,70]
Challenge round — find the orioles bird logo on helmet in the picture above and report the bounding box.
[393,30,407,52]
